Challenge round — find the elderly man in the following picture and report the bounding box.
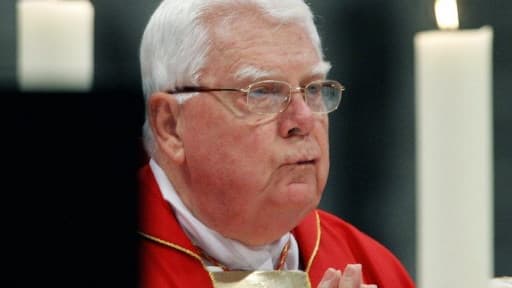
[138,0,415,287]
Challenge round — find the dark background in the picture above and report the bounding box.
[1,0,510,286]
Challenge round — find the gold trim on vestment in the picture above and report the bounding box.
[139,212,321,286]
[211,271,312,288]
[305,211,321,273]
[139,231,203,262]
[138,231,216,283]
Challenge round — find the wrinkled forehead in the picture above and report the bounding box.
[200,1,314,31]
[201,2,321,53]
[199,4,328,83]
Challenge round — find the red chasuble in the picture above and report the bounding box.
[138,164,415,288]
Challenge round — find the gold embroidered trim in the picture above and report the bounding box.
[138,231,216,284]
[139,231,203,261]
[139,214,321,286]
[305,211,321,273]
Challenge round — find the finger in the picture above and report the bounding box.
[361,285,378,288]
[340,264,362,288]
[318,268,341,288]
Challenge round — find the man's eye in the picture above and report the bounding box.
[251,85,278,97]
[306,83,322,95]
[251,88,268,97]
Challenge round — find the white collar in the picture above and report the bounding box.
[149,159,300,271]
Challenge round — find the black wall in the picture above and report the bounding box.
[2,0,510,285]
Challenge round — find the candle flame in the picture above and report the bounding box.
[435,0,459,30]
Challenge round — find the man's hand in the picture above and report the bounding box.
[317,264,378,288]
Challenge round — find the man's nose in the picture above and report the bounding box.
[278,92,315,138]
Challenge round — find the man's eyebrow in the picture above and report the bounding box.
[234,65,277,82]
[234,61,332,82]
[311,61,332,77]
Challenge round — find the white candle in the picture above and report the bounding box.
[415,1,494,288]
[17,0,94,92]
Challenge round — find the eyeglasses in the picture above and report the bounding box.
[167,79,344,115]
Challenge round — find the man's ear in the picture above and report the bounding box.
[148,92,185,164]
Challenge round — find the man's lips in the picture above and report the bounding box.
[281,145,320,167]
[296,159,316,165]
[281,157,318,167]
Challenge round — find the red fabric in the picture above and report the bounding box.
[293,211,415,288]
[138,164,415,288]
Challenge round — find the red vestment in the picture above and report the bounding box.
[138,164,415,288]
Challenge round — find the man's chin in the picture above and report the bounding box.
[280,183,320,207]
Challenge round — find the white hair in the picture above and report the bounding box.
[139,0,325,156]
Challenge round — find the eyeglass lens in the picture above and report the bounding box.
[247,81,342,114]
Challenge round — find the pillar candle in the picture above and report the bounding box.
[415,1,494,287]
[17,0,94,92]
